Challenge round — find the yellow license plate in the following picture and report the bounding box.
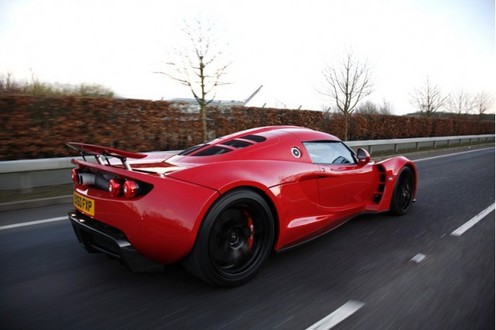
[74,192,95,216]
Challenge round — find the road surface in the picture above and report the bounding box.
[0,147,494,329]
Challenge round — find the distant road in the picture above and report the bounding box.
[0,148,494,329]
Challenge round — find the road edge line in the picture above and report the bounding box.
[0,216,67,231]
[414,147,494,162]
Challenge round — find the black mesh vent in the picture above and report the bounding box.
[240,135,266,143]
[187,134,266,156]
[178,144,207,156]
[194,146,232,156]
[222,139,252,148]
[373,165,387,203]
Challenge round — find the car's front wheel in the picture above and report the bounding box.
[390,167,415,215]
[183,189,275,287]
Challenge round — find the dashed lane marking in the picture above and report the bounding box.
[410,253,427,263]
[451,203,495,237]
[306,300,365,330]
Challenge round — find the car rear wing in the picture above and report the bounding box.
[67,142,147,171]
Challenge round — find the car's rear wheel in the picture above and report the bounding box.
[390,167,415,215]
[183,189,275,287]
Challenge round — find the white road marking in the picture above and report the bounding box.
[0,216,67,231]
[451,203,495,237]
[306,300,365,330]
[410,253,426,263]
[414,147,494,162]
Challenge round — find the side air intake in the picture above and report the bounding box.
[373,165,387,203]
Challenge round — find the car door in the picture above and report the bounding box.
[303,141,377,211]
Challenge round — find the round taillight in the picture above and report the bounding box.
[123,180,139,199]
[71,169,79,184]
[108,179,121,197]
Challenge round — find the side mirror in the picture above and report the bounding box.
[356,148,371,166]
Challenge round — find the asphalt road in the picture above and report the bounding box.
[0,148,494,329]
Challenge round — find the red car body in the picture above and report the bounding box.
[68,126,417,286]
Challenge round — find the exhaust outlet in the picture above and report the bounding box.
[78,173,96,186]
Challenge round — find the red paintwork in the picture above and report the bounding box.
[70,126,417,263]
[67,142,147,159]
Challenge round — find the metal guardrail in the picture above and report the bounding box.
[0,134,494,191]
[347,134,495,153]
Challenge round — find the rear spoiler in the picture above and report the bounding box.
[67,142,147,171]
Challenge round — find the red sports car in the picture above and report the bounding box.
[67,126,417,286]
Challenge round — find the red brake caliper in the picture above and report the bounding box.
[244,210,254,248]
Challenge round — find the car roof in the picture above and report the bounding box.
[177,126,341,161]
[209,126,340,144]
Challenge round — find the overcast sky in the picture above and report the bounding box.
[0,0,494,114]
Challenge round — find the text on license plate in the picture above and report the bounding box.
[74,192,95,216]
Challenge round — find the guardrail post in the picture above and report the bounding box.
[20,173,33,193]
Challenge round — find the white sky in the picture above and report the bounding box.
[0,0,494,114]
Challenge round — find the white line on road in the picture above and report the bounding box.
[414,147,494,162]
[0,216,67,231]
[410,253,427,263]
[306,300,365,330]
[451,203,495,237]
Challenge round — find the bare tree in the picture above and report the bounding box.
[321,52,373,140]
[0,72,18,93]
[156,19,230,141]
[378,99,393,115]
[411,77,447,117]
[355,100,378,115]
[474,92,494,117]
[447,90,474,115]
[355,99,393,115]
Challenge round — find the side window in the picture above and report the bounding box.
[303,141,356,165]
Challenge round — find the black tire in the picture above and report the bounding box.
[390,167,415,215]
[183,189,275,287]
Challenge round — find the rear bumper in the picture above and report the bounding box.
[68,211,163,272]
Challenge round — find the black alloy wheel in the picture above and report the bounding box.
[183,189,275,287]
[390,167,415,215]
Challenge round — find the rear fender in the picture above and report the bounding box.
[71,159,221,263]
